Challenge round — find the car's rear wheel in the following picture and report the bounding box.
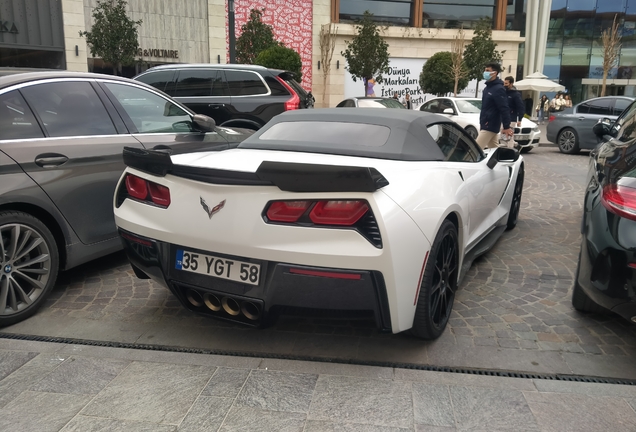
[557,128,580,154]
[411,219,458,340]
[506,164,524,230]
[465,126,478,139]
[0,211,59,327]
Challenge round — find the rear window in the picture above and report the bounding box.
[225,70,268,96]
[258,121,390,147]
[358,99,405,109]
[280,73,307,96]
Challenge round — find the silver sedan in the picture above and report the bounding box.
[546,96,634,154]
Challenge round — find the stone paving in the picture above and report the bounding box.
[4,147,636,378]
[2,338,636,432]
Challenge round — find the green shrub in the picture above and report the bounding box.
[254,45,302,82]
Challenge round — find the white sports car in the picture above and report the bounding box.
[113,109,524,340]
[420,97,541,153]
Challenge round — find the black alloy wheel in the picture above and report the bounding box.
[0,211,59,326]
[412,219,459,340]
[465,126,478,139]
[506,164,525,230]
[557,128,580,154]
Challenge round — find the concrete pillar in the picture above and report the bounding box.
[61,0,88,72]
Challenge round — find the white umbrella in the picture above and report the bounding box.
[514,71,565,92]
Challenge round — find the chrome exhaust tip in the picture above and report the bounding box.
[241,301,261,321]
[222,297,241,316]
[203,293,222,312]
[186,289,204,307]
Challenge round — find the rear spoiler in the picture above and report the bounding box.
[123,147,389,192]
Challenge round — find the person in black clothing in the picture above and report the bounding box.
[476,62,513,149]
[504,76,525,128]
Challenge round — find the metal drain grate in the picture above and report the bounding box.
[1,332,634,386]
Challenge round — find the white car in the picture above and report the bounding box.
[420,97,540,153]
[114,109,524,340]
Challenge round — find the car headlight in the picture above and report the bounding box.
[532,126,540,132]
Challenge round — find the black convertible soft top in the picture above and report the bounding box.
[238,108,450,161]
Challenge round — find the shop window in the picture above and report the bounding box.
[21,82,117,138]
[339,0,413,26]
[0,91,44,141]
[422,0,496,29]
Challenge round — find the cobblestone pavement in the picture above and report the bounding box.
[4,147,636,378]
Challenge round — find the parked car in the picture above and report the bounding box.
[572,101,636,321]
[420,97,540,153]
[0,71,252,326]
[114,109,524,340]
[546,96,634,154]
[134,64,313,131]
[336,96,406,109]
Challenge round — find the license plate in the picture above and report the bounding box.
[515,134,529,140]
[175,249,260,285]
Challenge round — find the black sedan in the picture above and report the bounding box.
[0,71,251,326]
[573,101,636,321]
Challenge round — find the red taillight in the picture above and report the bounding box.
[124,174,170,208]
[628,263,636,269]
[309,200,369,226]
[120,231,153,247]
[549,115,556,122]
[148,182,171,207]
[266,200,311,222]
[125,174,148,200]
[276,76,300,111]
[601,184,636,221]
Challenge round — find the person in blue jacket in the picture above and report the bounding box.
[504,76,525,128]
[476,62,513,149]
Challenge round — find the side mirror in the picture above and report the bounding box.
[487,147,519,169]
[593,119,611,138]
[193,114,216,132]
[443,108,454,115]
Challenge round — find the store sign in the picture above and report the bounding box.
[138,48,179,59]
[0,18,19,34]
[344,57,485,109]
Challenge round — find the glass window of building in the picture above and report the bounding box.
[339,0,413,26]
[422,0,496,29]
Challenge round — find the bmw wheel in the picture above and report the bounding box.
[465,126,478,139]
[506,164,524,230]
[557,128,580,154]
[412,219,458,340]
[0,211,59,327]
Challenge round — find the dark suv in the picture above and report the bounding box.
[134,64,313,131]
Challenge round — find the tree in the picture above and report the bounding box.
[255,45,302,82]
[79,0,142,76]
[341,11,390,96]
[601,15,621,97]
[319,22,338,107]
[420,52,468,96]
[449,28,469,96]
[236,8,280,64]
[463,18,503,97]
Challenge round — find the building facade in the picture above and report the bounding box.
[0,0,526,108]
[546,0,636,103]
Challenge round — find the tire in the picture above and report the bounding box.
[520,146,532,153]
[571,251,606,314]
[411,219,459,340]
[0,211,59,327]
[465,126,478,139]
[557,128,580,154]
[506,164,524,230]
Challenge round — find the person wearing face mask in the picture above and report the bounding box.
[504,76,525,128]
[476,62,513,149]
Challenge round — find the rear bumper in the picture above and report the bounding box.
[577,192,636,320]
[119,229,393,331]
